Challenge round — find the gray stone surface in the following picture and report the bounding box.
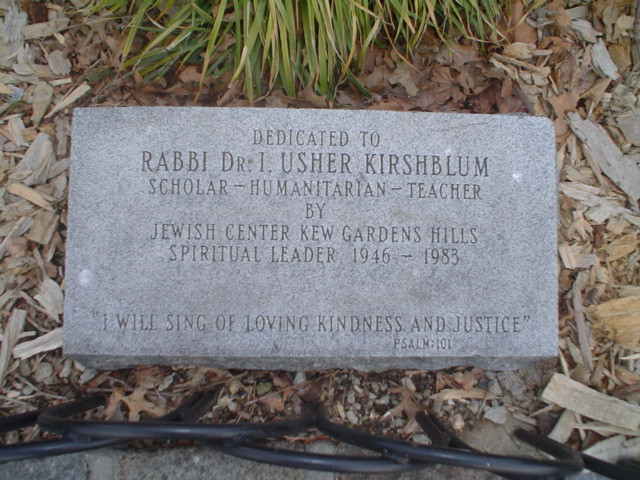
[2,428,574,480]
[65,107,557,370]
[0,444,509,480]
[0,452,88,480]
[1,420,600,480]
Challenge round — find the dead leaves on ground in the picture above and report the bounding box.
[354,44,529,115]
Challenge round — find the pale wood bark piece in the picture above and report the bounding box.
[542,373,640,431]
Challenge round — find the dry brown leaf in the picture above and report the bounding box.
[271,375,291,389]
[359,64,390,92]
[383,388,420,420]
[588,296,640,349]
[178,66,203,83]
[511,0,537,44]
[436,43,480,67]
[585,78,612,109]
[216,80,242,107]
[34,278,64,322]
[335,90,361,107]
[452,371,478,390]
[548,91,579,121]
[258,395,285,413]
[299,81,326,107]
[387,62,419,97]
[103,387,126,420]
[107,380,168,421]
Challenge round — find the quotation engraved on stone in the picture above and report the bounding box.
[64,107,557,370]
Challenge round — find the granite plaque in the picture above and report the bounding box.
[65,107,557,370]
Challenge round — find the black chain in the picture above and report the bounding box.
[1,391,637,479]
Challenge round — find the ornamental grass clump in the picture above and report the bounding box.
[86,0,505,101]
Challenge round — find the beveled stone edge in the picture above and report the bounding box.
[65,350,557,372]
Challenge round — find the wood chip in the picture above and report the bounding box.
[7,116,25,147]
[13,328,63,360]
[560,183,640,226]
[548,409,578,443]
[46,50,71,76]
[31,81,54,126]
[2,6,27,43]
[542,373,640,431]
[605,232,638,261]
[430,387,496,402]
[492,52,551,75]
[587,296,640,349]
[0,309,27,386]
[0,216,33,259]
[583,435,640,463]
[0,80,14,95]
[572,282,594,371]
[616,285,640,297]
[567,112,640,203]
[558,242,598,269]
[26,209,58,244]
[10,132,55,186]
[591,39,619,81]
[23,19,70,40]
[503,42,552,60]
[46,83,90,118]
[5,182,55,211]
[571,19,600,43]
[572,422,640,437]
[46,158,70,183]
[49,78,73,86]
[617,114,640,146]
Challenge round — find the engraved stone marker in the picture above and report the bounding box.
[65,107,557,370]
